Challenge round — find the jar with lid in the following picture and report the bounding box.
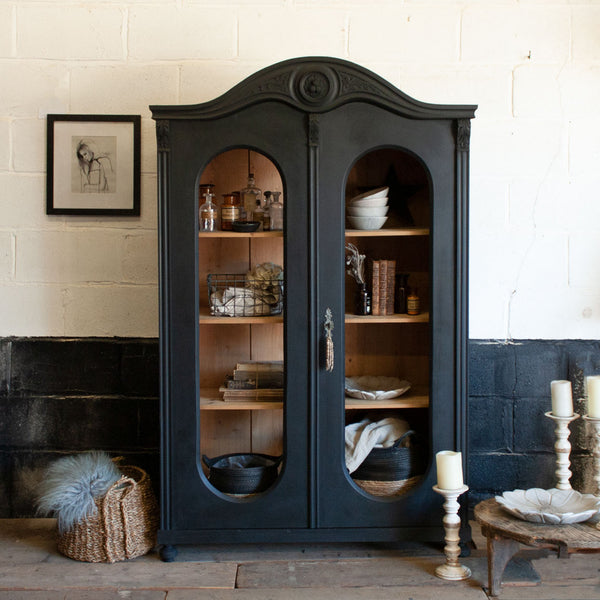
[269,191,283,231]
[199,192,217,232]
[240,173,262,222]
[220,193,241,231]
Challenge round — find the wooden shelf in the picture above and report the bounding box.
[345,312,429,324]
[345,227,429,237]
[199,231,283,239]
[200,390,429,411]
[345,394,429,410]
[201,399,284,410]
[199,310,284,324]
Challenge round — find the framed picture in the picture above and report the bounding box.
[46,114,141,216]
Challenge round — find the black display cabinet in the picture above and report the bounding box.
[151,57,476,561]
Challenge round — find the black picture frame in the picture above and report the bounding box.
[46,114,141,216]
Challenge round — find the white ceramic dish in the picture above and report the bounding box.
[347,215,388,230]
[345,376,411,401]
[349,186,389,202]
[496,488,600,524]
[346,205,389,217]
[348,197,388,208]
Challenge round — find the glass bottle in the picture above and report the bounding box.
[198,183,215,217]
[394,273,409,314]
[199,192,217,232]
[355,283,371,315]
[262,191,272,231]
[407,287,421,316]
[269,190,283,231]
[220,193,240,231]
[253,198,265,231]
[240,173,262,222]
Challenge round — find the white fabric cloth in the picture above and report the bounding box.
[345,417,410,474]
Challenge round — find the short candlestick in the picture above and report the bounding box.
[433,484,471,581]
[545,412,579,490]
[583,415,600,497]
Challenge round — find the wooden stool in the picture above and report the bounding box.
[474,498,600,596]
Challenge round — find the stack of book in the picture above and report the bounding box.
[219,361,284,402]
[369,259,396,316]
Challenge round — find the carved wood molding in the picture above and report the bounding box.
[150,58,477,122]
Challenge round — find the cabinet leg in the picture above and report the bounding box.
[487,533,520,597]
[159,544,178,562]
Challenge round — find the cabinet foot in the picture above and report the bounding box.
[159,544,178,562]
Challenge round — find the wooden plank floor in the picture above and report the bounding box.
[1,519,599,599]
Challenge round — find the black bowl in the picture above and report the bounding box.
[232,220,260,232]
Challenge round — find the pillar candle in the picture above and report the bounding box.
[587,376,600,418]
[551,380,573,417]
[436,450,463,490]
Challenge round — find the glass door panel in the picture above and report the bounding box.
[197,148,286,498]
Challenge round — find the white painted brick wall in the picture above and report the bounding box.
[0,1,599,339]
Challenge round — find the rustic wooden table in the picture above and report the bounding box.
[474,497,600,596]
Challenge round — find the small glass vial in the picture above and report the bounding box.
[198,183,215,215]
[407,287,421,316]
[199,192,217,232]
[269,190,283,231]
[220,193,240,231]
[253,199,265,231]
[262,191,272,231]
[241,173,262,222]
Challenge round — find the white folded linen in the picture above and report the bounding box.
[345,417,410,474]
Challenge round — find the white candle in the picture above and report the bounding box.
[436,450,463,490]
[587,376,600,418]
[551,380,573,417]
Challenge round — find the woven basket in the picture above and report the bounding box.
[353,475,423,497]
[203,453,282,494]
[351,430,427,482]
[57,465,159,563]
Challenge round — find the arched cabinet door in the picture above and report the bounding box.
[315,102,462,529]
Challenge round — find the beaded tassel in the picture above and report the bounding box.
[325,308,334,372]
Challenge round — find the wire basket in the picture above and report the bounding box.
[208,273,283,317]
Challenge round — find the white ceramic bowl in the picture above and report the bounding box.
[349,196,388,208]
[347,205,389,217]
[347,215,388,230]
[349,186,389,202]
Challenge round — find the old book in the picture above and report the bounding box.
[386,260,396,315]
[370,259,380,316]
[379,259,388,315]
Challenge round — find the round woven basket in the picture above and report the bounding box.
[203,453,282,494]
[352,475,423,497]
[57,465,158,563]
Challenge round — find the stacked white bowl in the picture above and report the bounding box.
[346,187,389,230]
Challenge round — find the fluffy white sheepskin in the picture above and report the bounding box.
[36,452,122,533]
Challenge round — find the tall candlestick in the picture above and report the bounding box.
[433,484,471,581]
[551,380,573,417]
[436,451,463,490]
[545,411,579,490]
[587,376,600,418]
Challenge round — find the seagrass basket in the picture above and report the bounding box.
[57,465,159,563]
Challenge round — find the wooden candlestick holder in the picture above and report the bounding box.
[544,412,580,490]
[583,415,600,497]
[433,484,471,581]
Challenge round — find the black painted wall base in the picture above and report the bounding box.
[1,337,598,517]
